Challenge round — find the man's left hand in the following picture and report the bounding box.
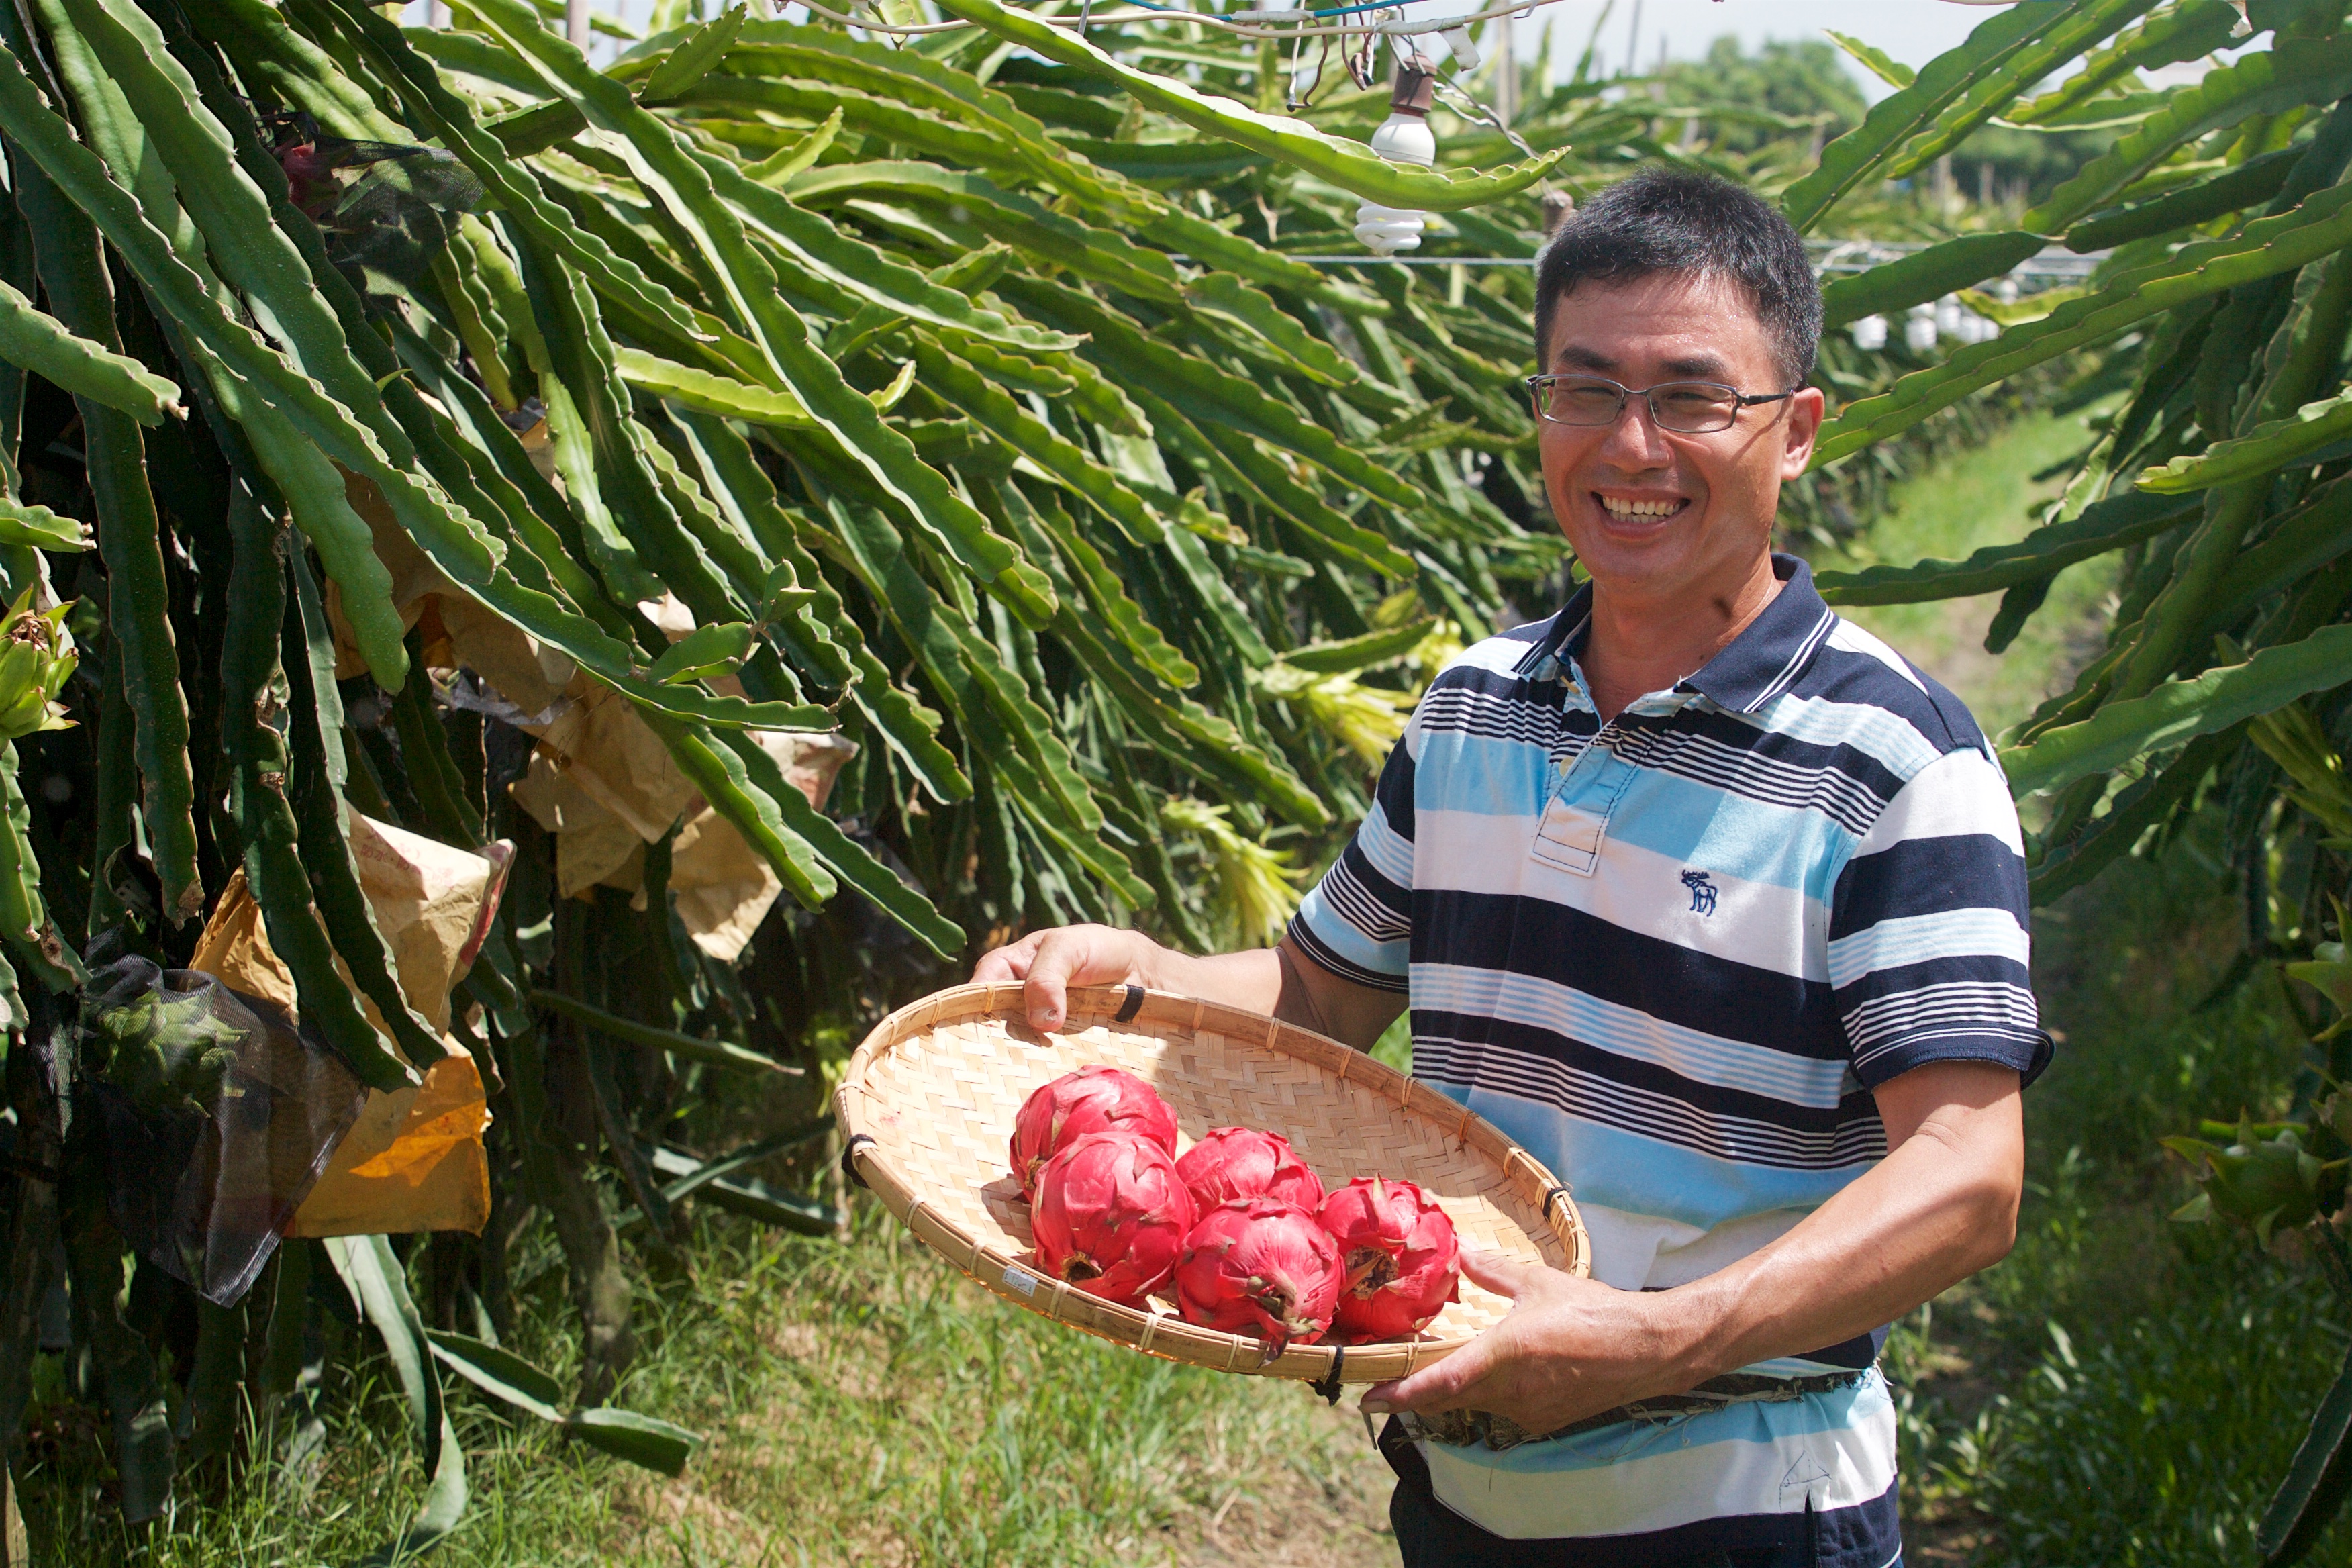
[1358,1251,1687,1432]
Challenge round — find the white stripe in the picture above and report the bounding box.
[1843,980,2040,1048]
[1424,1373,1898,1540]
[1849,746,2024,856]
[1454,629,1559,678]
[1826,908,2031,988]
[1748,607,1840,711]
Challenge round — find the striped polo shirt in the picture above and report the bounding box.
[1291,555,2048,1565]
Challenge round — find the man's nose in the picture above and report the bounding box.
[1596,393,1677,469]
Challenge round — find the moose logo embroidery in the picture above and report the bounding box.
[1681,869,1718,916]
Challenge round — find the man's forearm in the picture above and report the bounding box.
[1649,1069,2022,1388]
[1140,940,1402,1052]
[1136,944,1285,1016]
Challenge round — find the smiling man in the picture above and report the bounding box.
[975,168,2045,1568]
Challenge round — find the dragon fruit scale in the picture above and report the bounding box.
[1175,1126,1326,1213]
[1173,1197,1345,1357]
[1030,1132,1197,1306]
[1318,1177,1462,1342]
[1010,1065,1179,1200]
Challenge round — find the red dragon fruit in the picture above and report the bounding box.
[1030,1132,1196,1306]
[1318,1177,1462,1342]
[1175,1126,1327,1213]
[1010,1065,1179,1200]
[1172,1197,1344,1357]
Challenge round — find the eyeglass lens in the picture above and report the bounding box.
[1532,378,1743,433]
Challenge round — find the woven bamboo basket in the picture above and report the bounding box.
[835,981,1591,1386]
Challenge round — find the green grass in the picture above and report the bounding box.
[19,1209,1393,1566]
[1810,405,2116,740]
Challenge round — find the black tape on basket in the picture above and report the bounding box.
[1543,1185,1572,1226]
[842,1132,875,1189]
[79,955,369,1308]
[1114,983,1144,1024]
[1312,1344,1346,1405]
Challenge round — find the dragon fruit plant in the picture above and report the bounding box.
[1029,1132,1197,1306]
[1319,1177,1462,1341]
[1175,1126,1326,1213]
[1010,1065,1180,1200]
[1173,1196,1345,1357]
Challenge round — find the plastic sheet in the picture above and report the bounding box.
[79,955,366,1307]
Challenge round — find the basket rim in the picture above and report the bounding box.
[834,980,1590,1384]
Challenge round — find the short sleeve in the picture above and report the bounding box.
[1287,732,1416,992]
[1827,744,2052,1088]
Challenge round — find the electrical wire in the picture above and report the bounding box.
[787,0,1587,46]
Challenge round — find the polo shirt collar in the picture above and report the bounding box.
[1512,553,1838,716]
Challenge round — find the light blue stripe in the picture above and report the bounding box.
[1412,731,1554,818]
[1425,1079,1871,1231]
[1601,771,1861,900]
[1295,881,1407,977]
[1826,909,2030,988]
[1355,799,1414,888]
[1442,1369,1893,1477]
[1414,964,1852,1107]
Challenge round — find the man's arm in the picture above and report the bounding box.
[1361,1059,2023,1429]
[971,924,1407,1051]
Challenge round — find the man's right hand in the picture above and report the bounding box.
[970,926,1398,1051]
[971,923,1163,1033]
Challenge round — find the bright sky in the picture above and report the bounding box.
[1524,0,2002,90]
[507,0,2010,80]
[412,0,2252,97]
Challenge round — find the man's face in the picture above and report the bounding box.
[1537,271,1824,602]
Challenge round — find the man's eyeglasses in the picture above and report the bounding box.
[1524,374,1798,434]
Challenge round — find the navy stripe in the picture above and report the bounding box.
[1832,834,2030,936]
[1791,641,1988,755]
[1323,850,1411,940]
[1287,916,1409,993]
[1414,889,1849,1060]
[1853,1028,2051,1089]
[1416,1036,1888,1170]
[1415,1008,1875,1138]
[1373,739,1418,842]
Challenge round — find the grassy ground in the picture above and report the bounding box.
[24,408,2352,1564]
[1806,404,2112,741]
[1815,408,2352,1566]
[21,1210,1395,1566]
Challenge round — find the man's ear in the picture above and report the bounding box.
[1779,385,1826,480]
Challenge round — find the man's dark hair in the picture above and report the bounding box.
[1533,167,1821,389]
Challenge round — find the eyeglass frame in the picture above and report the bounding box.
[1522,373,1800,434]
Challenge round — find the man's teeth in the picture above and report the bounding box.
[1599,496,1684,518]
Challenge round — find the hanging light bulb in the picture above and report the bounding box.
[1355,58,1438,257]
[1904,302,1939,352]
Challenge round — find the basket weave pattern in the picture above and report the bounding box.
[837,983,1591,1383]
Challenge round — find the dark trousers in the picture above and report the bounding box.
[1383,1420,1869,1568]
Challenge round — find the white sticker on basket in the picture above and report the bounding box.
[1001,1266,1040,1297]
